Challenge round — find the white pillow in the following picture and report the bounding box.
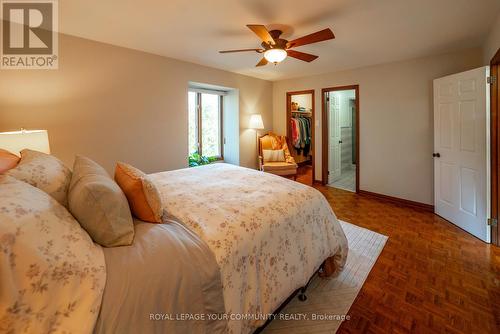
[0,175,106,333]
[262,149,285,162]
[5,149,72,206]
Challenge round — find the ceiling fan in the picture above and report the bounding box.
[219,25,335,67]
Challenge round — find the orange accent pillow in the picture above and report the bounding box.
[0,149,20,173]
[114,162,163,223]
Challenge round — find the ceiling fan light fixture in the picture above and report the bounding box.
[264,48,287,64]
[219,25,334,66]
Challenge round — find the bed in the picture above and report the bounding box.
[1,162,348,334]
[148,163,349,333]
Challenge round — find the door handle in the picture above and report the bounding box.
[433,153,440,158]
[339,140,343,144]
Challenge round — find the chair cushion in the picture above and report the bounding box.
[263,149,285,162]
[262,162,298,172]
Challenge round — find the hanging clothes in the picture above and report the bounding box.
[291,118,299,147]
[290,114,312,157]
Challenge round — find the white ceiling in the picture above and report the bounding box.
[60,0,500,81]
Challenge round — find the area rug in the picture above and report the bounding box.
[262,220,388,334]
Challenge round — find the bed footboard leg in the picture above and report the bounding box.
[298,288,307,302]
[298,261,326,302]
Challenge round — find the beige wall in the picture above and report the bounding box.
[0,33,272,173]
[273,48,483,205]
[483,12,500,64]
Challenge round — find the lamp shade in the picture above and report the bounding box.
[0,129,50,156]
[249,114,264,129]
[264,49,287,63]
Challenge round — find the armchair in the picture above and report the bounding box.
[258,132,298,180]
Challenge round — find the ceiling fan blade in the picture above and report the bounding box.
[256,57,268,67]
[219,48,263,53]
[287,28,335,48]
[287,50,318,62]
[247,24,275,45]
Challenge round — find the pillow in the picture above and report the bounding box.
[0,148,20,173]
[5,149,71,206]
[0,175,106,334]
[114,162,164,223]
[263,149,286,162]
[68,156,135,247]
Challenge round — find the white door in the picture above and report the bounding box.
[433,66,490,242]
[328,92,341,184]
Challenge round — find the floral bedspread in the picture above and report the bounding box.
[150,163,348,334]
[0,176,106,334]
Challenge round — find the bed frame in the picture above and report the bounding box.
[253,260,326,333]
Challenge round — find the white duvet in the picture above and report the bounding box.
[150,163,348,334]
[0,175,106,334]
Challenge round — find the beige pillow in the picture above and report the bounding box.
[68,156,134,247]
[5,149,71,206]
[262,149,286,163]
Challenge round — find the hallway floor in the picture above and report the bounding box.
[330,167,356,192]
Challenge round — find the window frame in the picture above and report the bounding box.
[189,90,224,160]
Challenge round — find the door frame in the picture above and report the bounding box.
[490,48,500,246]
[321,85,360,192]
[286,89,315,184]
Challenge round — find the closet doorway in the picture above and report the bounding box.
[287,90,315,185]
[322,85,359,192]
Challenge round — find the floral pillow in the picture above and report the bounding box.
[0,175,106,334]
[5,149,72,206]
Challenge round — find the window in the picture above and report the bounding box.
[188,90,223,158]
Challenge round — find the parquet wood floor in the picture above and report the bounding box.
[296,168,500,333]
[296,164,313,185]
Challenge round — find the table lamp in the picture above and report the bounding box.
[0,129,50,156]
